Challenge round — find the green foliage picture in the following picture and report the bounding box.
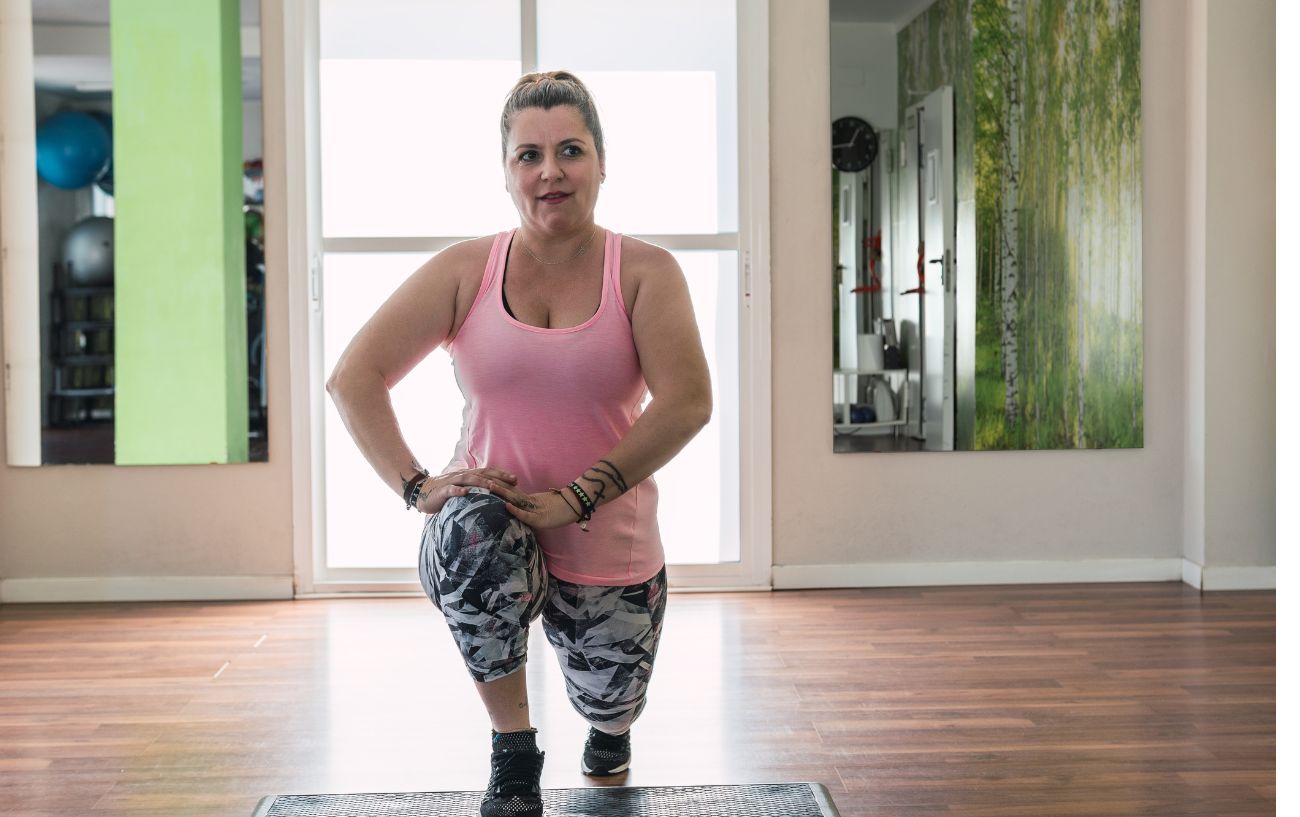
[900,0,1143,450]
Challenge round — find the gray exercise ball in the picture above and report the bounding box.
[63,216,114,286]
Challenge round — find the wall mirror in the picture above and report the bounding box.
[2,0,266,465]
[830,0,1143,453]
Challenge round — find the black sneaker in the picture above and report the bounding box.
[481,729,545,817]
[580,726,631,776]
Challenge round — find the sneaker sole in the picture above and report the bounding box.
[481,803,542,817]
[580,758,630,776]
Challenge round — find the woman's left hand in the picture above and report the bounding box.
[488,481,582,530]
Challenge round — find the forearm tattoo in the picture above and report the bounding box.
[582,458,629,507]
[597,459,629,492]
[400,460,428,493]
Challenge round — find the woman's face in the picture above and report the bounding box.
[504,104,604,236]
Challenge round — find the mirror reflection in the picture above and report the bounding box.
[830,0,1143,453]
[29,0,266,464]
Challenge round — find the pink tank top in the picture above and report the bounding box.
[443,229,664,586]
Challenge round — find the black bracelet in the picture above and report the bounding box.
[550,488,589,532]
[402,474,419,508]
[568,481,595,518]
[403,471,431,510]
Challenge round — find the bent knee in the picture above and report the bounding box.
[441,489,526,543]
[424,490,545,619]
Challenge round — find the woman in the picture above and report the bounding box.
[326,71,712,817]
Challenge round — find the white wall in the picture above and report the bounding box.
[831,21,897,131]
[1199,0,1275,574]
[1183,1,1208,571]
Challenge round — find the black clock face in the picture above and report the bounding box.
[832,116,878,172]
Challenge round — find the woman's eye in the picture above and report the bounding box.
[519,150,538,162]
[562,145,583,157]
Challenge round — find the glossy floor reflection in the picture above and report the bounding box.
[0,583,1275,817]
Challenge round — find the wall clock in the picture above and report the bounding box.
[832,116,878,172]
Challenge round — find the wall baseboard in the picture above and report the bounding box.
[0,576,294,604]
[1198,564,1276,591]
[773,559,1275,591]
[0,562,1272,602]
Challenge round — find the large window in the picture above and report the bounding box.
[317,0,749,580]
[319,0,519,237]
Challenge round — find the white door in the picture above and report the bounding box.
[911,87,955,451]
[835,170,864,406]
[895,114,922,437]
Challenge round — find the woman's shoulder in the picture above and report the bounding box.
[616,234,679,314]
[619,234,674,268]
[441,233,500,272]
[442,233,505,343]
[437,233,503,294]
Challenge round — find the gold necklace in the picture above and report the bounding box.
[521,227,598,266]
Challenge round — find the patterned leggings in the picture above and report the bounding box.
[417,489,668,735]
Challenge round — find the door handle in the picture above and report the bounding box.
[928,257,943,288]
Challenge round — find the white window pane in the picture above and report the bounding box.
[322,252,464,569]
[319,0,521,237]
[321,0,519,61]
[656,251,740,565]
[537,0,738,234]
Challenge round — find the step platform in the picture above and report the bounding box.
[251,782,841,816]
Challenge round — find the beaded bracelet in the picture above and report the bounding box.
[568,481,596,519]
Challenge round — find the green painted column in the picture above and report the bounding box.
[111,0,248,464]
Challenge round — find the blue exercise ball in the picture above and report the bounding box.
[63,216,114,286]
[36,111,111,190]
[88,111,114,196]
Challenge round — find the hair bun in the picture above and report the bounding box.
[500,71,605,161]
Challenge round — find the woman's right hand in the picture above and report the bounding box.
[414,467,518,515]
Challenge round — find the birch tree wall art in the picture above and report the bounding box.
[898,0,1142,450]
[973,0,1143,449]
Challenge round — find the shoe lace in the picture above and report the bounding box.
[488,748,545,797]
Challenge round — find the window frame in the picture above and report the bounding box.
[284,0,771,594]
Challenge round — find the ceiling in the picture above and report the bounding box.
[27,0,929,98]
[830,0,937,28]
[31,0,261,99]
[32,0,261,26]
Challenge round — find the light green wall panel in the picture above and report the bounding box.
[111,0,248,464]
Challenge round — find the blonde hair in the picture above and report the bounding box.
[500,70,605,161]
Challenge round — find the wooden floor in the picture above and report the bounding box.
[0,582,1274,816]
